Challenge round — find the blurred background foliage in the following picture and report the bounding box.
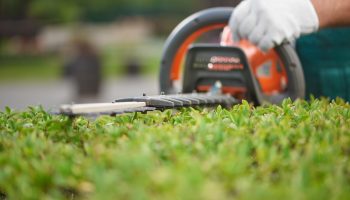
[1,0,235,24]
[0,0,239,108]
[0,0,237,79]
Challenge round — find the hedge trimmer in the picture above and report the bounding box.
[59,7,305,116]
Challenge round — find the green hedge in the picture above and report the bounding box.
[1,99,350,199]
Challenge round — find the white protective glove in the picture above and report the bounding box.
[229,0,319,51]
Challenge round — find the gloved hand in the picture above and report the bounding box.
[229,0,319,51]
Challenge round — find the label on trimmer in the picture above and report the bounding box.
[192,51,243,71]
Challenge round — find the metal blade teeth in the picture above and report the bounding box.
[58,93,238,117]
[115,93,238,109]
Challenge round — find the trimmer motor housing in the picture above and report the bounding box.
[183,44,257,102]
[160,7,305,105]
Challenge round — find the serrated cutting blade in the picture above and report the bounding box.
[59,93,238,116]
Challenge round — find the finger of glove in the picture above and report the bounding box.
[257,12,287,49]
[229,1,251,42]
[271,16,300,46]
[238,12,257,40]
[284,16,301,39]
[247,19,266,46]
[284,29,299,45]
[270,28,285,46]
[258,34,275,52]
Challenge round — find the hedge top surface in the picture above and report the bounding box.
[0,99,350,200]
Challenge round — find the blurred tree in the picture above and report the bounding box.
[0,0,30,20]
[0,0,243,52]
[28,0,82,23]
[0,0,82,23]
[0,0,240,23]
[82,0,198,22]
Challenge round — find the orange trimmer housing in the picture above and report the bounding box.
[159,7,305,105]
[220,27,288,94]
[167,26,288,97]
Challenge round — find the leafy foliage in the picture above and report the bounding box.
[1,99,350,199]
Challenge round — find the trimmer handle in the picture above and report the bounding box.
[159,7,305,105]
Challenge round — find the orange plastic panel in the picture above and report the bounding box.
[221,26,288,94]
[170,24,288,95]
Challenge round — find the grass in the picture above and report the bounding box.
[0,98,350,199]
